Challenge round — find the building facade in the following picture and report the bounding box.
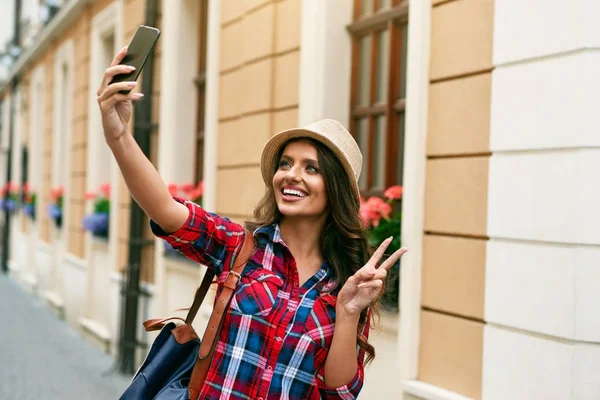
[0,0,598,399]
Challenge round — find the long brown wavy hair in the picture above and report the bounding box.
[245,138,379,364]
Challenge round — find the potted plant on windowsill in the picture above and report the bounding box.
[22,182,36,220]
[82,183,110,240]
[47,185,64,228]
[360,185,403,313]
[1,181,19,214]
[163,181,203,259]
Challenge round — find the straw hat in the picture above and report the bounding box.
[260,119,363,207]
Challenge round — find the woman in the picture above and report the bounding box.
[98,47,406,399]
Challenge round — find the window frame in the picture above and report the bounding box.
[348,0,408,197]
[193,0,209,185]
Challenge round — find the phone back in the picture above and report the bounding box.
[111,25,160,85]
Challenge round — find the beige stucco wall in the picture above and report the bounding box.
[217,0,301,221]
[419,0,495,398]
[69,12,91,258]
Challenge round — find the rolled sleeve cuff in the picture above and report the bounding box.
[318,367,364,399]
[149,197,195,248]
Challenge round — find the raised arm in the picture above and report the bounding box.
[96,46,187,233]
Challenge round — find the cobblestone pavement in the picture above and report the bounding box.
[0,273,131,400]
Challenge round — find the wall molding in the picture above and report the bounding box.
[298,0,353,126]
[399,0,432,396]
[86,0,123,267]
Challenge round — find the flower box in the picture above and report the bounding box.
[83,183,110,239]
[1,181,19,215]
[48,185,64,228]
[360,185,403,312]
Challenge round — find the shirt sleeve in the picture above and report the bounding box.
[316,310,372,399]
[317,368,364,400]
[149,197,246,279]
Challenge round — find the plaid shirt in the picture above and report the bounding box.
[150,198,368,400]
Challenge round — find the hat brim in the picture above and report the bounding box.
[260,127,361,208]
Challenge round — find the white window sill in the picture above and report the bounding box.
[79,317,111,353]
[402,380,474,400]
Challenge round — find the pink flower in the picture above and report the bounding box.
[23,182,30,193]
[188,188,203,202]
[384,185,403,200]
[359,203,373,228]
[360,196,393,228]
[50,185,64,201]
[99,183,111,198]
[196,181,204,197]
[168,184,179,197]
[6,181,18,193]
[85,191,97,200]
[180,183,195,193]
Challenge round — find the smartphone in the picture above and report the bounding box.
[110,25,160,94]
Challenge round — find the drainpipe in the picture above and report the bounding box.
[119,0,159,375]
[1,0,22,273]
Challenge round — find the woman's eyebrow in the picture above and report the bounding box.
[281,154,319,165]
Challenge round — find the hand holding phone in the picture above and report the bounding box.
[109,25,160,94]
[97,25,160,142]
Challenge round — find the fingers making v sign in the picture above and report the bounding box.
[337,237,407,318]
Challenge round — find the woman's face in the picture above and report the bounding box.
[273,140,328,220]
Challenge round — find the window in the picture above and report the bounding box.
[193,0,209,184]
[348,0,408,194]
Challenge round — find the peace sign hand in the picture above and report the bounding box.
[337,238,407,318]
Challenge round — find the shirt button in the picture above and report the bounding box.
[275,336,282,342]
[258,398,263,400]
[287,307,293,312]
[267,366,272,371]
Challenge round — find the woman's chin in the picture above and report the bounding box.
[277,203,302,217]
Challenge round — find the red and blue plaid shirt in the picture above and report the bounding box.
[150,198,368,399]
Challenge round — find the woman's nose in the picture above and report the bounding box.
[284,165,302,182]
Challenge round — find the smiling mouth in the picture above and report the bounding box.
[281,188,307,198]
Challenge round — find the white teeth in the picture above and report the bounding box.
[283,188,307,197]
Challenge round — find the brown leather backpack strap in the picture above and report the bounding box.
[187,229,254,399]
[185,268,216,325]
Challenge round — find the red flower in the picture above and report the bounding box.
[99,183,111,198]
[384,185,403,200]
[23,182,30,193]
[187,188,202,202]
[50,185,64,201]
[85,191,97,200]
[180,183,195,193]
[168,183,179,197]
[6,181,18,193]
[359,196,393,228]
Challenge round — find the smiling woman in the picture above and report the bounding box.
[97,47,406,400]
[274,141,328,221]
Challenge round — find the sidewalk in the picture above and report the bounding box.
[0,273,130,399]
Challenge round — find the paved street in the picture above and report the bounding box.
[0,274,130,399]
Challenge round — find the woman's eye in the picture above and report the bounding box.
[278,160,291,169]
[306,165,319,173]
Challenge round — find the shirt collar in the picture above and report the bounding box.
[254,223,338,292]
